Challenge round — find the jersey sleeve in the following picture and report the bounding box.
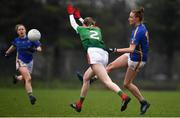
[32,40,41,48]
[76,26,82,34]
[69,15,79,32]
[11,38,17,47]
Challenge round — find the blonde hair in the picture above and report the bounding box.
[15,24,26,32]
[132,7,144,21]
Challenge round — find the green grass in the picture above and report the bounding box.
[0,88,180,117]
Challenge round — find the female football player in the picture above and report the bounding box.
[67,4,131,112]
[106,7,150,115]
[75,7,150,115]
[5,24,42,105]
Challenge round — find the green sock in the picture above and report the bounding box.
[80,96,85,103]
[117,90,123,96]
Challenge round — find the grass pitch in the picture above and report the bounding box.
[0,88,180,117]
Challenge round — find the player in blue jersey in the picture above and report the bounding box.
[106,7,150,115]
[76,7,150,115]
[5,24,42,105]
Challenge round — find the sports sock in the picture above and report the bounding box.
[28,92,33,97]
[117,91,127,100]
[80,96,85,103]
[77,96,85,106]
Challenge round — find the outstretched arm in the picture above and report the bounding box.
[116,44,136,53]
[107,44,136,54]
[74,8,84,24]
[67,4,79,31]
[79,18,84,24]
[6,45,16,55]
[69,15,79,31]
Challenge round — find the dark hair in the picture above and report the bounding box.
[15,24,26,32]
[132,7,144,21]
[83,17,96,26]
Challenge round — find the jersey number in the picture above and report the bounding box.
[90,31,100,40]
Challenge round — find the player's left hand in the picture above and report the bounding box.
[67,4,75,15]
[74,8,81,19]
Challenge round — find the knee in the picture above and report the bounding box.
[123,82,130,89]
[106,63,114,72]
[25,77,32,83]
[83,76,90,83]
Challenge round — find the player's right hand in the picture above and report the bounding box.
[0,49,10,58]
[74,8,81,19]
[4,52,10,58]
[106,48,117,53]
[67,4,75,15]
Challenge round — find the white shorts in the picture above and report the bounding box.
[87,47,109,67]
[16,59,33,73]
[124,53,146,72]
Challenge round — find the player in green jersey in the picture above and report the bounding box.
[67,4,131,112]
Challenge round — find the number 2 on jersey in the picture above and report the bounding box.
[90,30,100,40]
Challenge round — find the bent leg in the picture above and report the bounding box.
[91,64,131,111]
[106,54,128,73]
[88,54,128,82]
[13,75,23,84]
[17,75,23,80]
[91,64,122,93]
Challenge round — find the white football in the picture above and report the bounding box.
[27,29,41,41]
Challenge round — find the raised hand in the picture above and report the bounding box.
[67,4,75,15]
[74,8,81,19]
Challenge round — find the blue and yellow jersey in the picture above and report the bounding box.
[12,36,41,63]
[130,23,149,62]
